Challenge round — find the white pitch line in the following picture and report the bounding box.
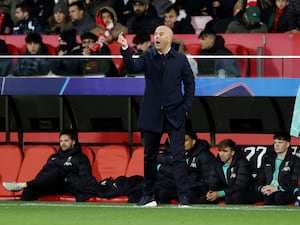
[0,202,299,211]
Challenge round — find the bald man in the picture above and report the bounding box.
[118,26,195,207]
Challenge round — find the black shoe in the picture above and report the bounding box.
[136,194,157,207]
[178,195,190,208]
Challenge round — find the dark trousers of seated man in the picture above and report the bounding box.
[157,186,208,204]
[21,167,74,201]
[143,120,188,202]
[263,190,296,205]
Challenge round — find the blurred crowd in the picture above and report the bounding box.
[0,0,299,77]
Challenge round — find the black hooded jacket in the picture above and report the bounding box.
[27,143,98,202]
[156,139,216,190]
[198,35,240,77]
[208,150,252,195]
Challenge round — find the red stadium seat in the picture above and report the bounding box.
[108,42,124,75]
[6,43,20,67]
[0,144,23,199]
[92,144,130,181]
[225,44,249,77]
[81,145,95,166]
[125,146,144,177]
[16,145,57,196]
[45,43,58,55]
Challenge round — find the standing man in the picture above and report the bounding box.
[118,25,195,207]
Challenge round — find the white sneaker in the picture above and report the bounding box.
[3,182,24,192]
[178,204,191,208]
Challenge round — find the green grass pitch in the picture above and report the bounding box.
[0,201,299,225]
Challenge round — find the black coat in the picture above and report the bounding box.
[28,143,98,202]
[121,46,195,133]
[208,150,253,195]
[255,148,300,193]
[156,139,216,189]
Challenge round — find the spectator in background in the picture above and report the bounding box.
[0,0,17,24]
[163,4,195,34]
[286,0,300,33]
[206,139,254,204]
[152,0,172,18]
[13,33,50,76]
[132,31,153,55]
[13,3,44,34]
[80,32,118,76]
[22,0,55,28]
[126,0,163,34]
[3,129,99,202]
[226,3,269,33]
[0,8,14,34]
[175,0,210,16]
[112,0,134,26]
[156,119,216,204]
[95,6,128,44]
[45,1,69,35]
[49,29,83,76]
[66,1,104,36]
[0,39,13,76]
[268,0,290,33]
[204,0,243,33]
[173,39,198,77]
[197,30,240,77]
[255,131,300,205]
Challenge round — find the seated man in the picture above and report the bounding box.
[255,131,300,205]
[3,129,99,202]
[80,32,118,76]
[155,119,216,204]
[206,139,254,204]
[13,32,50,76]
[197,29,240,77]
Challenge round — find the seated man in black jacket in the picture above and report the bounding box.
[255,131,300,205]
[197,29,240,77]
[155,119,217,204]
[3,129,99,202]
[206,139,254,204]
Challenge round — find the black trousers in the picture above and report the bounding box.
[143,119,188,200]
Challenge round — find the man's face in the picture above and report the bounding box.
[184,135,196,151]
[273,139,290,155]
[153,26,172,53]
[133,2,148,16]
[81,38,96,49]
[15,7,25,22]
[164,9,177,29]
[218,147,235,164]
[135,41,151,52]
[60,134,75,151]
[26,42,41,55]
[69,5,83,22]
[199,35,215,50]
